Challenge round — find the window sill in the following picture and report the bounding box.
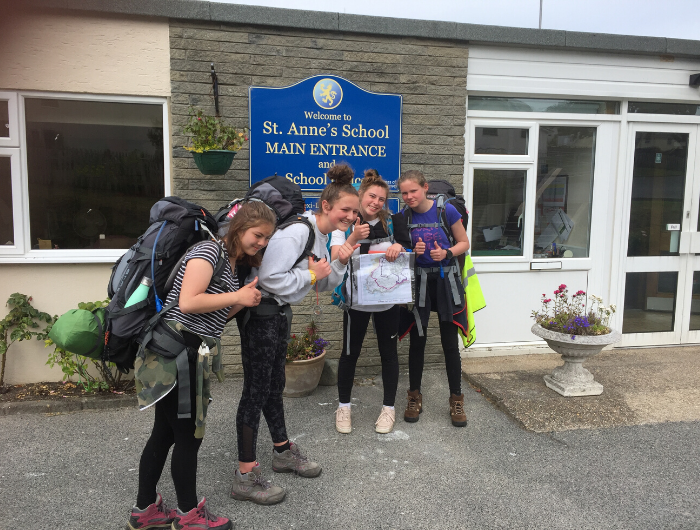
[0,250,123,264]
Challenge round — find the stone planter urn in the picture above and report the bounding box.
[531,324,621,397]
[283,350,326,398]
[192,150,237,175]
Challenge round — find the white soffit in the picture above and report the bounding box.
[467,45,700,102]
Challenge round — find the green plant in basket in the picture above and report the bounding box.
[183,107,249,153]
[286,321,329,363]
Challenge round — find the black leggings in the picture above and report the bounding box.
[337,306,400,406]
[136,360,202,512]
[236,312,289,463]
[409,274,463,396]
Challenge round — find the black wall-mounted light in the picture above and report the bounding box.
[211,63,220,117]
[690,73,700,87]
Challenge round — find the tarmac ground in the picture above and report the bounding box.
[1,358,699,529]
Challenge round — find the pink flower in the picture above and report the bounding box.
[575,290,585,296]
[543,299,551,303]
[558,284,567,290]
[553,290,560,295]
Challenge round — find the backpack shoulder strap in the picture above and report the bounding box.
[435,195,457,246]
[278,215,316,268]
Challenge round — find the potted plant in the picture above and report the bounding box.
[183,107,249,175]
[531,285,621,397]
[283,321,329,398]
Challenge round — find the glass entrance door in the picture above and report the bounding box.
[621,123,700,346]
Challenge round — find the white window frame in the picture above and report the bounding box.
[0,91,170,264]
[0,92,20,148]
[0,149,25,254]
[466,111,615,274]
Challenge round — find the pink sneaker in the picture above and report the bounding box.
[126,493,176,530]
[172,498,232,530]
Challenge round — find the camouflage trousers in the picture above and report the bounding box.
[236,312,289,463]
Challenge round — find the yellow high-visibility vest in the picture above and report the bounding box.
[458,254,486,348]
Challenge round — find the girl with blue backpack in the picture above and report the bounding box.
[331,169,412,435]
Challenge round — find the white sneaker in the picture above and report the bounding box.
[375,406,395,434]
[335,406,352,434]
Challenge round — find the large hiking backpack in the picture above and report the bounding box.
[216,175,316,268]
[103,197,218,373]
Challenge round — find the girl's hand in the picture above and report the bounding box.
[236,277,262,307]
[346,218,370,245]
[385,243,403,262]
[308,256,332,281]
[338,242,361,265]
[414,237,426,256]
[429,241,447,261]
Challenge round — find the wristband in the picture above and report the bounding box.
[309,269,317,286]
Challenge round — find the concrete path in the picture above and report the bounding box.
[1,368,699,529]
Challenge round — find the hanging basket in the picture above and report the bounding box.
[191,150,237,175]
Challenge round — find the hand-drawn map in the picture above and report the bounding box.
[356,253,413,305]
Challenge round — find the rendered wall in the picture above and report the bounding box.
[0,264,113,384]
[0,8,170,96]
[169,21,469,376]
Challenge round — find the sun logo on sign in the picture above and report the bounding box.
[313,78,343,110]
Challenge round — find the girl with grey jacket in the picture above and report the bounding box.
[230,164,360,505]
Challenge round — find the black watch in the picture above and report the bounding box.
[445,249,453,260]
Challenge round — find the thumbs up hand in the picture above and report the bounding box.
[347,217,370,245]
[237,277,262,307]
[414,237,426,256]
[430,241,448,261]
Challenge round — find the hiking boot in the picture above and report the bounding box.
[126,493,176,530]
[404,389,422,423]
[375,406,395,434]
[449,393,467,427]
[272,442,322,477]
[335,405,352,434]
[230,464,286,505]
[171,498,232,530]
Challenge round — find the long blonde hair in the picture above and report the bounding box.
[223,201,276,267]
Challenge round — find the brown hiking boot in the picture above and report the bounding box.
[449,393,467,427]
[404,389,422,423]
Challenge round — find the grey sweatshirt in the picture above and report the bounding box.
[256,211,347,305]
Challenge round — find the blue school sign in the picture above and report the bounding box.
[249,75,402,192]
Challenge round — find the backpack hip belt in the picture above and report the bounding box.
[240,297,293,339]
[416,263,462,308]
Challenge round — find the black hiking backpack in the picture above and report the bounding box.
[215,175,316,268]
[104,197,219,373]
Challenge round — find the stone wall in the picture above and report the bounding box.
[169,20,468,376]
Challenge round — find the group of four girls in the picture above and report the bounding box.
[126,164,470,530]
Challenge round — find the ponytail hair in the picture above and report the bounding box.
[359,168,391,233]
[318,163,358,212]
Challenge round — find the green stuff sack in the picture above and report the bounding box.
[48,308,106,360]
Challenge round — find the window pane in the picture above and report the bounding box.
[474,127,528,155]
[628,101,700,116]
[627,132,687,257]
[471,169,526,256]
[533,126,596,258]
[468,97,620,115]
[690,272,700,331]
[0,157,13,244]
[0,100,8,138]
[623,272,677,333]
[25,99,164,250]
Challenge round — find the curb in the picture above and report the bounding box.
[0,395,137,416]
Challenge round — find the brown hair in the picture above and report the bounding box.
[397,169,427,188]
[359,169,391,233]
[318,163,358,212]
[223,201,276,267]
